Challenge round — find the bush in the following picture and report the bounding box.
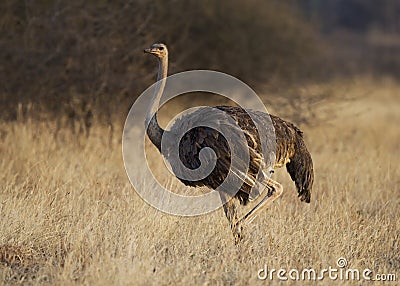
[0,0,319,122]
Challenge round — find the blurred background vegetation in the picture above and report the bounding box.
[1,0,399,126]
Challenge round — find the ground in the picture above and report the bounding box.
[0,77,399,285]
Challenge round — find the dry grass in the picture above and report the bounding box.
[0,77,399,285]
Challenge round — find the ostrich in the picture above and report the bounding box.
[144,43,314,242]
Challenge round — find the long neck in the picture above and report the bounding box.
[146,57,168,151]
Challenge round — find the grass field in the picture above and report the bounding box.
[1,77,399,285]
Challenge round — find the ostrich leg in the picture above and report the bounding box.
[219,192,243,244]
[238,178,283,226]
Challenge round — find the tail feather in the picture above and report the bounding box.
[286,141,314,203]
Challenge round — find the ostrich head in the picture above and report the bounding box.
[144,43,168,59]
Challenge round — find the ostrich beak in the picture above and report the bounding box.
[144,48,152,54]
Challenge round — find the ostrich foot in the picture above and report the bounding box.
[232,222,244,244]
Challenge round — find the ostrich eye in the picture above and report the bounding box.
[159,47,164,51]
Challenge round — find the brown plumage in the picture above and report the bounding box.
[144,43,314,243]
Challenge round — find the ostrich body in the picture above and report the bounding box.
[144,43,314,242]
